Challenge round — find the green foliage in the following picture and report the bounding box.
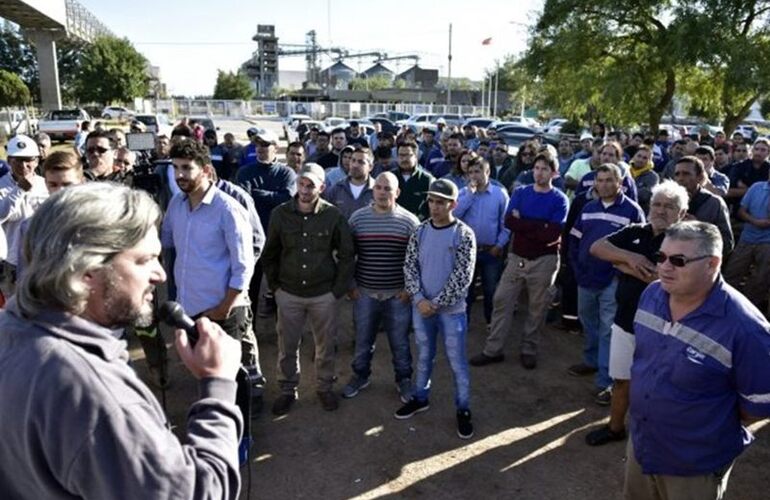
[523,0,770,133]
[349,75,393,91]
[213,70,255,100]
[75,36,149,105]
[0,69,31,107]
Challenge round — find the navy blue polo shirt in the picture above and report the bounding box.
[630,278,770,476]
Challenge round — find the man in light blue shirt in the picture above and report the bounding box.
[454,157,510,325]
[161,139,260,385]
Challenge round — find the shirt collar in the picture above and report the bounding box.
[292,196,323,214]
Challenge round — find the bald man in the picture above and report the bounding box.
[342,172,420,403]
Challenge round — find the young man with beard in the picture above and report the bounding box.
[162,139,258,394]
[0,183,243,498]
[470,153,568,369]
[317,128,348,169]
[323,146,375,219]
[84,130,121,182]
[585,181,689,446]
[393,141,435,220]
[262,164,355,415]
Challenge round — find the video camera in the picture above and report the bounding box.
[126,132,165,197]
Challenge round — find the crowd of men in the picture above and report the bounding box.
[0,115,769,499]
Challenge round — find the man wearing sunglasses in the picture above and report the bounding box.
[584,181,689,446]
[84,130,119,181]
[624,221,770,499]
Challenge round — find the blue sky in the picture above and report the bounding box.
[77,0,542,96]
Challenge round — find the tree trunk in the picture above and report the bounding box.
[722,94,759,137]
[648,68,677,134]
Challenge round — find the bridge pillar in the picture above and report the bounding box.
[26,30,62,111]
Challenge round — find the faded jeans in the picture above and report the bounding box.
[578,279,618,390]
[412,308,470,410]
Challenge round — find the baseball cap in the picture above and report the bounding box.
[246,127,259,137]
[579,131,593,142]
[427,178,458,201]
[253,128,279,145]
[299,163,325,187]
[6,134,40,158]
[436,117,447,125]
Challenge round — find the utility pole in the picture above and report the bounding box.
[493,63,499,117]
[481,73,485,116]
[447,23,453,106]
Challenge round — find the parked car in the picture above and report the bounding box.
[734,123,759,141]
[188,115,217,132]
[0,110,38,140]
[133,113,173,137]
[324,116,347,129]
[101,106,134,120]
[366,116,400,135]
[374,111,411,122]
[38,108,90,142]
[430,114,465,127]
[461,117,496,130]
[542,118,568,134]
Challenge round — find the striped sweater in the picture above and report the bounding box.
[348,204,420,294]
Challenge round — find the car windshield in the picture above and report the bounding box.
[50,110,81,120]
[134,116,157,126]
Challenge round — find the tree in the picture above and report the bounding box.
[0,69,31,137]
[487,55,545,116]
[213,70,255,100]
[75,36,148,105]
[525,0,690,133]
[349,75,393,91]
[680,0,770,135]
[0,22,87,105]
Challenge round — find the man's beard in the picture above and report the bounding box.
[102,270,154,328]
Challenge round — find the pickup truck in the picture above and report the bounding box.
[38,108,91,142]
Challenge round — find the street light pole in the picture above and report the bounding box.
[447,23,453,106]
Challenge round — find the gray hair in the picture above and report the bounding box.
[651,180,689,212]
[17,183,161,317]
[664,221,723,257]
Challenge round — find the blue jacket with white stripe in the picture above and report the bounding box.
[569,193,645,289]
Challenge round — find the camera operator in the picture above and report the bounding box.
[0,183,243,498]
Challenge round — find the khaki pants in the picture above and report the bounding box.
[624,437,733,500]
[483,253,559,357]
[275,289,338,394]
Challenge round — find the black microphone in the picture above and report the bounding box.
[157,301,199,346]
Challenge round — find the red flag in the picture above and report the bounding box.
[482,37,492,45]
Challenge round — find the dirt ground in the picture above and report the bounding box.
[132,299,770,500]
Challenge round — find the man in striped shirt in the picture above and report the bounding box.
[343,172,420,402]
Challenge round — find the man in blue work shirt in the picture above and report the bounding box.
[626,221,770,499]
[568,163,645,405]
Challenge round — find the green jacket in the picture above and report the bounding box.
[262,196,355,298]
[394,166,435,220]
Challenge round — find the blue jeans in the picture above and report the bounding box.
[466,250,504,325]
[578,280,618,390]
[351,292,413,382]
[412,308,470,410]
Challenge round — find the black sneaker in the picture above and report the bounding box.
[272,394,296,416]
[469,352,504,367]
[457,409,474,439]
[317,391,339,411]
[520,353,537,370]
[567,363,598,376]
[394,398,430,419]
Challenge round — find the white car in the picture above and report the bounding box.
[0,110,37,139]
[102,106,134,120]
[133,113,173,137]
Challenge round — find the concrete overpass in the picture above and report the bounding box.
[0,0,112,110]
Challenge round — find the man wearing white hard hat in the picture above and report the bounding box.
[0,135,48,296]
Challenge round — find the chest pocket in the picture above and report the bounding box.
[669,345,730,396]
[311,228,333,252]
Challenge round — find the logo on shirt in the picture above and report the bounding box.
[685,346,706,365]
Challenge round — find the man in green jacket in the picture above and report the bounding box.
[393,141,435,220]
[262,163,355,415]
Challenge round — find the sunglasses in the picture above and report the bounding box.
[654,251,711,267]
[86,146,110,155]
